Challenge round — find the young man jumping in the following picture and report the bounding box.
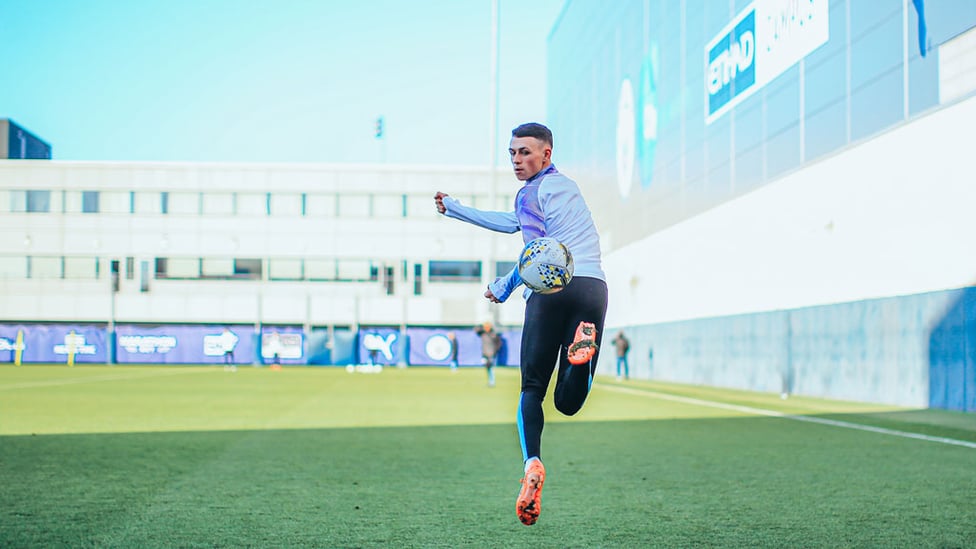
[435,122,607,526]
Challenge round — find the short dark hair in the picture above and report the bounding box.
[512,123,553,148]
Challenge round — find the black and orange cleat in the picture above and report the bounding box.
[515,459,546,526]
[567,321,598,365]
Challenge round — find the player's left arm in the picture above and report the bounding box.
[486,266,523,303]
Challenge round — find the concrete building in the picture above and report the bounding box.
[0,160,528,365]
[550,0,976,410]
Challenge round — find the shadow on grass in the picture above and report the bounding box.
[2,412,976,548]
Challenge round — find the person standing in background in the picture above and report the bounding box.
[475,321,501,387]
[613,331,630,381]
[447,331,459,372]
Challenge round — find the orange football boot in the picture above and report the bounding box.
[515,459,546,526]
[567,321,598,365]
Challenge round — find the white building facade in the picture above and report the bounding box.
[0,161,529,365]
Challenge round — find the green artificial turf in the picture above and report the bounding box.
[1,365,975,548]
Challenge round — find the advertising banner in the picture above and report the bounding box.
[406,328,483,366]
[706,0,829,123]
[0,323,107,364]
[358,327,402,365]
[115,324,255,364]
[260,326,304,365]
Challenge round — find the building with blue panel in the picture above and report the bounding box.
[0,119,52,160]
[549,0,976,410]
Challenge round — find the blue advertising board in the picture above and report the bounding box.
[0,323,107,363]
[115,324,256,364]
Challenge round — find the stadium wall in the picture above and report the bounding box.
[596,91,976,410]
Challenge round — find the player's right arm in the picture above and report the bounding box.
[434,192,519,234]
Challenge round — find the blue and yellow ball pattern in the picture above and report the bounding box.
[517,237,574,294]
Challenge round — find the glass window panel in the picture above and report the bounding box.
[337,259,372,280]
[166,258,201,278]
[202,193,234,215]
[0,256,28,278]
[82,191,100,213]
[337,194,370,217]
[372,194,403,218]
[133,191,162,214]
[850,9,903,91]
[850,68,903,142]
[269,258,303,280]
[29,256,61,279]
[805,98,848,162]
[765,124,801,180]
[168,192,200,215]
[202,258,234,277]
[236,193,266,216]
[234,258,262,279]
[305,193,336,217]
[305,258,337,280]
[764,67,801,136]
[100,191,131,214]
[733,145,764,193]
[8,190,26,212]
[405,194,432,217]
[428,260,481,282]
[64,257,99,279]
[804,49,846,116]
[269,193,304,216]
[27,190,51,212]
[64,190,83,213]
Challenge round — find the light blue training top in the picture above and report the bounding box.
[442,164,605,302]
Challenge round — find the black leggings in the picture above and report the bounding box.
[517,276,608,462]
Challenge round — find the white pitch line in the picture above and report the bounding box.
[0,368,211,391]
[599,383,976,450]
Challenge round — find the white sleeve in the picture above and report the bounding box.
[442,196,520,234]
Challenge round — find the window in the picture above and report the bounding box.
[28,256,62,279]
[64,256,99,279]
[82,191,100,213]
[234,258,262,279]
[306,193,336,217]
[167,192,200,215]
[27,190,51,213]
[269,193,304,216]
[0,256,28,279]
[413,263,423,295]
[306,258,337,280]
[337,194,370,217]
[155,257,200,279]
[125,257,135,280]
[201,258,234,278]
[236,193,266,216]
[269,258,303,280]
[337,259,373,281]
[405,194,433,217]
[372,194,404,218]
[429,260,481,282]
[202,193,234,215]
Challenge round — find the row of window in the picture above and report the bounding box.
[0,255,516,288]
[3,189,508,218]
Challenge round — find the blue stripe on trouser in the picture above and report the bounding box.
[517,392,528,462]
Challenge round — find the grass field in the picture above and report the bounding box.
[2,365,975,548]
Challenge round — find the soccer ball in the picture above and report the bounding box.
[518,237,574,294]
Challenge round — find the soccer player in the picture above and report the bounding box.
[434,122,608,526]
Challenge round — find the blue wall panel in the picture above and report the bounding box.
[603,287,975,411]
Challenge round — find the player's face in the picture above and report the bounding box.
[509,136,551,181]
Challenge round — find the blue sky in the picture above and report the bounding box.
[0,0,564,165]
